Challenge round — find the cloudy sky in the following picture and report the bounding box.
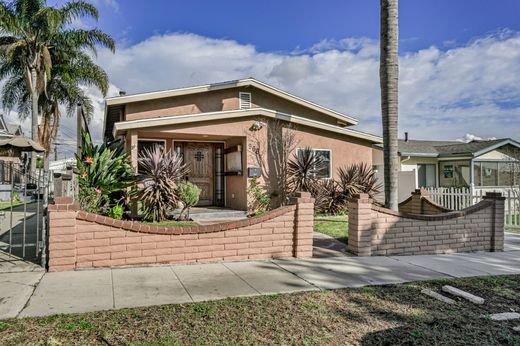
[5,0,520,159]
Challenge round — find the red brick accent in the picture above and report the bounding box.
[348,192,505,256]
[47,194,314,271]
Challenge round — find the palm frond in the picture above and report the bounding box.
[60,1,99,23]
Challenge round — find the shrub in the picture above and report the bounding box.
[108,204,124,220]
[287,147,325,193]
[246,177,271,216]
[134,145,189,222]
[311,179,346,215]
[337,162,382,201]
[177,181,201,220]
[76,130,135,214]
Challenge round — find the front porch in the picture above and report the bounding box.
[125,129,249,210]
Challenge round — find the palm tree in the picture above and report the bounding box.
[2,48,109,155]
[380,0,399,210]
[0,0,114,170]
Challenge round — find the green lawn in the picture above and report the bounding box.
[0,201,28,210]
[143,221,198,227]
[314,215,348,243]
[1,275,519,345]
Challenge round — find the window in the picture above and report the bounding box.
[137,140,166,173]
[474,161,518,187]
[239,92,252,109]
[297,148,332,179]
[439,161,470,187]
[499,162,515,186]
[417,164,435,187]
[482,162,498,186]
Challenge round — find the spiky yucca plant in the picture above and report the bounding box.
[287,147,325,193]
[311,179,346,215]
[135,146,189,222]
[337,163,382,201]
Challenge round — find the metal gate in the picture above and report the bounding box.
[0,161,50,268]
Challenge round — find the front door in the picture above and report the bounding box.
[184,143,214,206]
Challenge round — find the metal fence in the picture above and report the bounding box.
[425,186,520,230]
[0,162,51,268]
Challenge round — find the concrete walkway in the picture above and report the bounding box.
[0,242,516,319]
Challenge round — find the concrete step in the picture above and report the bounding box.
[171,208,248,221]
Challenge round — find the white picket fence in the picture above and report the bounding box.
[424,187,520,230]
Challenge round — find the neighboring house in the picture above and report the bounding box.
[0,114,25,164]
[103,78,382,210]
[373,134,520,201]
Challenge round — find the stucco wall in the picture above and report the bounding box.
[123,86,344,127]
[125,116,375,210]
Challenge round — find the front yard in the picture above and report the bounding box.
[314,215,348,243]
[2,275,519,345]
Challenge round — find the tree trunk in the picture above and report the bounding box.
[30,67,39,176]
[380,0,400,210]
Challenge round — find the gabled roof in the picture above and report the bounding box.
[105,78,359,126]
[112,108,382,144]
[6,123,23,136]
[374,138,520,158]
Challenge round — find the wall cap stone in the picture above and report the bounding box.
[72,205,296,235]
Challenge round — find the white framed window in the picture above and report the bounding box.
[239,92,252,109]
[296,148,332,179]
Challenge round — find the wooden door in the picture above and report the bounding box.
[184,143,214,206]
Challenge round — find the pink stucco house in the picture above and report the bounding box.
[103,78,381,210]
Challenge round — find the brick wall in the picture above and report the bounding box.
[398,189,451,215]
[47,193,314,272]
[348,192,505,256]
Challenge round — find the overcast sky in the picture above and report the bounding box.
[4,0,520,159]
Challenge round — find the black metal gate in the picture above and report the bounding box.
[0,161,50,268]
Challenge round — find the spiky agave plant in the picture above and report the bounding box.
[135,146,189,222]
[337,162,382,202]
[287,147,325,193]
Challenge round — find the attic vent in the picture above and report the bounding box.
[239,92,252,109]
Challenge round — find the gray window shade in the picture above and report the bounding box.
[417,164,435,187]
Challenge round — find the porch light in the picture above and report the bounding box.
[249,121,266,132]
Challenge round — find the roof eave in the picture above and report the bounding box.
[112,108,380,144]
[105,78,359,126]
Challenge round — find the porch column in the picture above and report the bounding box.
[127,130,138,171]
[127,130,139,217]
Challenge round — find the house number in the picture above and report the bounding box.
[195,151,204,161]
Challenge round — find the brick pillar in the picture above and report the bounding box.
[347,193,373,256]
[483,192,505,252]
[48,197,79,271]
[292,192,314,258]
[399,189,430,214]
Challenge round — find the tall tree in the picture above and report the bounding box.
[0,0,114,170]
[380,0,399,210]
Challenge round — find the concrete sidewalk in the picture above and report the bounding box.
[0,246,517,319]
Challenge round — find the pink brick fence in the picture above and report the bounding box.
[348,192,505,256]
[48,193,314,272]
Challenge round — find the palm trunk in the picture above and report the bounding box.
[30,67,39,176]
[380,0,400,210]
